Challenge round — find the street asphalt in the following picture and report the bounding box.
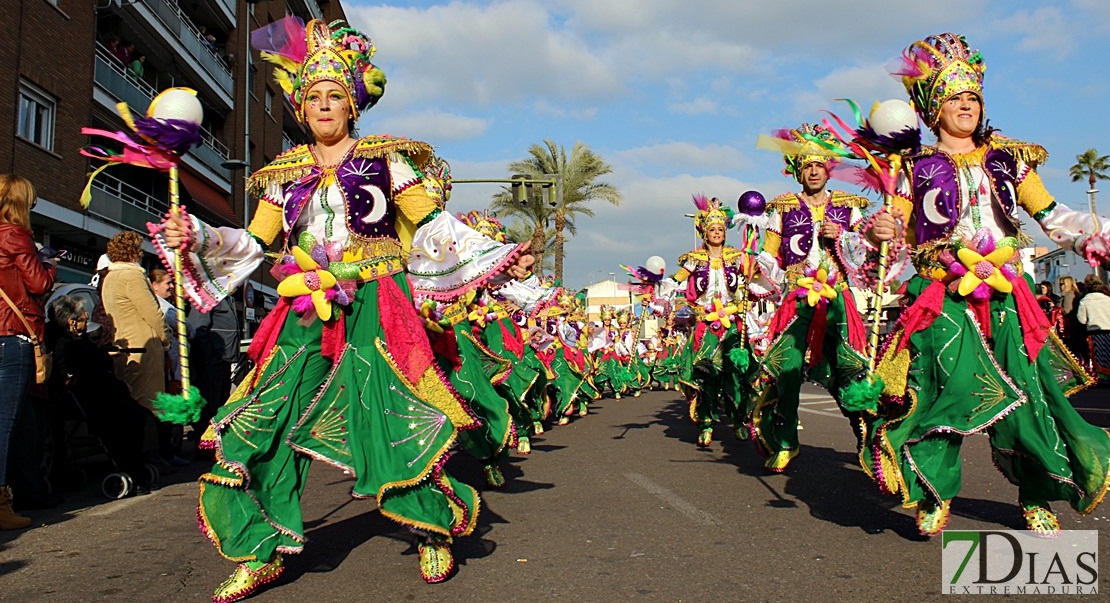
[1,383,1108,602]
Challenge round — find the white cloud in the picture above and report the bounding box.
[991,7,1077,59]
[792,63,907,119]
[371,109,489,141]
[346,1,621,109]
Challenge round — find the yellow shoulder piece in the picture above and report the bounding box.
[353,135,434,167]
[768,192,800,212]
[990,134,1048,168]
[830,191,871,209]
[247,145,314,195]
[721,246,743,261]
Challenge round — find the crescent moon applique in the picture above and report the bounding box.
[789,233,807,257]
[921,188,948,226]
[359,184,388,225]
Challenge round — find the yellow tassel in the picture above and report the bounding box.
[79,163,115,209]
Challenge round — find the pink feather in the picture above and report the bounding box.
[691,193,709,211]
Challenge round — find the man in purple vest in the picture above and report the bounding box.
[747,123,874,472]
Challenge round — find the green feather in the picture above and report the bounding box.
[838,376,883,413]
[153,386,207,425]
[728,347,750,372]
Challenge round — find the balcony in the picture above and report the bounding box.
[93,45,232,187]
[288,0,324,21]
[86,171,168,233]
[124,0,234,108]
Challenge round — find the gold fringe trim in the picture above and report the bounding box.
[247,136,434,194]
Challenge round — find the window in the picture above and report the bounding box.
[17,80,56,151]
[265,89,273,115]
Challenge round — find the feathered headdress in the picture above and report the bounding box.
[691,194,736,235]
[423,156,452,206]
[252,17,386,124]
[457,210,506,242]
[894,33,985,127]
[756,123,853,182]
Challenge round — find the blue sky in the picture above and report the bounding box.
[344,0,1110,289]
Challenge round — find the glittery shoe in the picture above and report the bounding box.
[418,539,455,584]
[696,428,713,448]
[615,392,622,399]
[633,390,641,397]
[1022,504,1061,538]
[483,464,506,489]
[532,421,545,436]
[764,448,799,473]
[578,403,588,417]
[212,555,284,603]
[557,416,570,426]
[734,424,750,441]
[915,499,951,537]
[517,437,531,455]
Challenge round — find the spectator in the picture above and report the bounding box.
[149,268,182,391]
[129,54,145,80]
[114,41,133,66]
[1035,281,1059,327]
[88,253,116,347]
[1078,274,1110,375]
[187,296,238,446]
[48,296,152,495]
[0,174,56,529]
[101,231,177,466]
[104,36,122,63]
[205,34,219,53]
[1059,275,1085,359]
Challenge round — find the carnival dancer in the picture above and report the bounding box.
[745,125,874,472]
[456,211,550,455]
[673,196,779,447]
[861,33,1110,536]
[590,307,632,398]
[534,307,587,426]
[151,18,534,598]
[555,298,601,414]
[411,195,520,490]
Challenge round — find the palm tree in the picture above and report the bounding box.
[491,139,622,282]
[1070,148,1110,212]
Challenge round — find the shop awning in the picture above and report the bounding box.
[179,169,239,225]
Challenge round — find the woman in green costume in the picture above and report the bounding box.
[152,18,533,600]
[862,33,1110,537]
[671,195,780,448]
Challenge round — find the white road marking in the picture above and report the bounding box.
[624,473,720,526]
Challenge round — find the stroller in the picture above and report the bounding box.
[49,332,161,499]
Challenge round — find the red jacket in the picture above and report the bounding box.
[0,223,56,340]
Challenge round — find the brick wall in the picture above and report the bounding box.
[0,0,95,209]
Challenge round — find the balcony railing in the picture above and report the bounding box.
[94,44,231,181]
[282,133,296,152]
[136,0,233,97]
[87,171,169,232]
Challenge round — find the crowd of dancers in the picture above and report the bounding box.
[133,17,1110,602]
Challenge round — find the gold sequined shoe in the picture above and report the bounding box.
[418,539,455,584]
[1022,504,1061,538]
[764,448,799,473]
[696,428,713,448]
[634,390,641,397]
[517,437,531,455]
[578,404,588,417]
[532,421,544,436]
[734,424,750,441]
[915,499,951,537]
[212,555,284,603]
[483,464,506,489]
[615,392,622,399]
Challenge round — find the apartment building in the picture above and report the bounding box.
[2,0,345,335]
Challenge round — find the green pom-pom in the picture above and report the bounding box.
[728,347,750,372]
[838,376,884,413]
[153,386,207,425]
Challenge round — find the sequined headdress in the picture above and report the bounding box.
[756,123,849,183]
[457,210,506,242]
[691,194,735,236]
[252,17,386,124]
[894,33,985,127]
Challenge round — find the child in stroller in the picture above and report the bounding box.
[48,295,156,497]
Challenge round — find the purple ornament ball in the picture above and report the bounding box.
[737,190,766,216]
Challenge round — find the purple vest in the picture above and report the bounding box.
[687,249,742,300]
[281,155,398,242]
[777,197,855,268]
[910,149,1019,244]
